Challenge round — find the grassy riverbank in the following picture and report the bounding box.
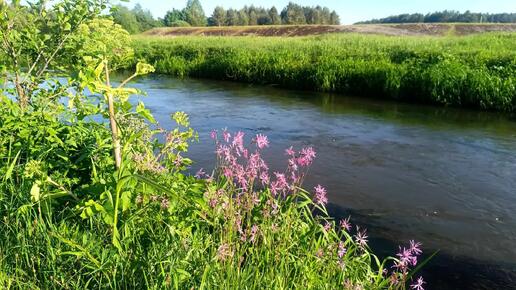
[133,33,516,112]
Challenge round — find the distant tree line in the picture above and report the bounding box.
[111,1,340,33]
[357,10,516,24]
[207,3,340,26]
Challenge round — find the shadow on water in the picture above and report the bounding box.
[327,203,516,290]
[137,74,516,134]
[115,73,516,289]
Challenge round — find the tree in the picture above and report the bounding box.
[238,9,249,25]
[0,0,108,110]
[330,11,340,25]
[256,7,272,25]
[321,7,331,24]
[304,7,316,24]
[248,10,258,26]
[269,7,281,25]
[132,4,161,32]
[226,9,239,26]
[281,2,306,25]
[112,4,140,34]
[211,6,226,26]
[163,9,186,26]
[184,0,207,27]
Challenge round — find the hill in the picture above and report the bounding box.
[143,23,516,37]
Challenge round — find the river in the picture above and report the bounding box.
[130,75,516,290]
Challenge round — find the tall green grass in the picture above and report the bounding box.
[132,33,516,112]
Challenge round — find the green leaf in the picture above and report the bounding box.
[120,191,132,212]
[112,227,122,252]
[30,181,41,202]
[4,150,20,182]
[136,102,156,124]
[94,61,105,79]
[172,111,190,127]
[135,62,155,76]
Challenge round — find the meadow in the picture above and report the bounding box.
[133,33,516,112]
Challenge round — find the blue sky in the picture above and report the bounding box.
[118,0,515,24]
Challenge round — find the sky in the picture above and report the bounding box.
[117,0,516,24]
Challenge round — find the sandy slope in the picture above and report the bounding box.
[143,23,516,37]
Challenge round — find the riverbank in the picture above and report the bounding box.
[132,33,516,112]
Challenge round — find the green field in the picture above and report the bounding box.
[133,33,516,112]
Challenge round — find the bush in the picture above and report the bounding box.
[169,20,191,27]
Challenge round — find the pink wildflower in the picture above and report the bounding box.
[222,130,231,143]
[251,192,261,206]
[411,277,425,290]
[285,146,295,156]
[340,217,352,232]
[240,231,247,242]
[217,243,232,262]
[233,131,245,152]
[390,274,400,285]
[397,246,418,267]
[260,171,270,185]
[313,184,328,206]
[208,198,217,208]
[409,240,423,256]
[223,167,234,179]
[338,242,347,258]
[254,134,269,149]
[250,225,259,243]
[298,147,316,166]
[210,130,217,140]
[195,168,206,179]
[355,227,368,247]
[174,155,183,167]
[274,172,288,188]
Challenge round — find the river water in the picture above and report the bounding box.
[131,75,516,290]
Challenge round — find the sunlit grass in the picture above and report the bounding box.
[132,33,516,112]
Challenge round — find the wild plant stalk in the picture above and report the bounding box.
[104,61,122,169]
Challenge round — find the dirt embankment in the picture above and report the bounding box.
[143,23,516,37]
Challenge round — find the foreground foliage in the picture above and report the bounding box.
[133,33,516,112]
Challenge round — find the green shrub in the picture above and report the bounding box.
[169,20,191,27]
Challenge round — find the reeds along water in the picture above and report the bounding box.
[132,33,516,112]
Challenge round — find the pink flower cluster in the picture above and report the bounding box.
[394,240,423,272]
[389,240,425,289]
[208,130,426,288]
[210,129,317,198]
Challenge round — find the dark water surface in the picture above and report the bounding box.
[130,75,516,290]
